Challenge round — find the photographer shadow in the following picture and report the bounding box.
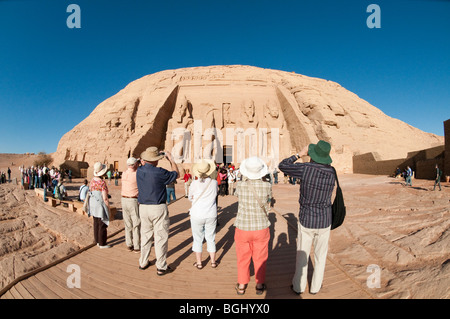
[264,212,315,299]
[166,201,238,269]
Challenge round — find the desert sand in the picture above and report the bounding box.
[1,153,449,298]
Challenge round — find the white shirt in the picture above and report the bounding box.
[228,170,236,182]
[188,178,218,219]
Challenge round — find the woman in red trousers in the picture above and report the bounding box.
[234,157,272,295]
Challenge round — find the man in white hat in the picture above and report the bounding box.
[136,147,179,275]
[234,156,272,296]
[121,157,141,253]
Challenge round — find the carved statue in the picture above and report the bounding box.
[243,100,255,123]
[175,95,192,123]
[223,103,234,124]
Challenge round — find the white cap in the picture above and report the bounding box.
[127,157,138,166]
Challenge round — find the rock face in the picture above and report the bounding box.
[53,65,443,173]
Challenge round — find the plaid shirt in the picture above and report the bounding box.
[279,156,335,229]
[234,178,272,231]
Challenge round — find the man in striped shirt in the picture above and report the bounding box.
[279,140,336,295]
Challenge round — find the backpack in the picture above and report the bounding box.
[331,167,346,230]
[78,185,87,201]
[54,184,61,199]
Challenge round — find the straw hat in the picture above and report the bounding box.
[93,162,108,177]
[239,156,268,180]
[192,159,216,178]
[308,140,332,165]
[140,146,164,162]
[126,157,138,166]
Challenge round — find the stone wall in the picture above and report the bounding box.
[59,160,89,178]
[353,145,445,179]
[416,158,444,180]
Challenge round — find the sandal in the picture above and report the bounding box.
[193,262,203,270]
[156,266,173,276]
[235,283,247,295]
[255,284,267,295]
[211,262,218,268]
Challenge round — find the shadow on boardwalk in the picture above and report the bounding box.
[166,201,238,269]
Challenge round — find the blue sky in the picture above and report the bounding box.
[0,0,449,154]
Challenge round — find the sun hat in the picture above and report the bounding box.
[192,159,216,178]
[140,146,164,162]
[308,140,332,165]
[126,157,138,166]
[239,156,269,180]
[93,162,108,177]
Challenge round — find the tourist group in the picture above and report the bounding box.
[82,140,337,296]
[18,165,72,200]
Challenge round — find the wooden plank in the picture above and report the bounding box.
[1,290,14,299]
[51,264,126,299]
[14,282,35,299]
[20,276,55,299]
[44,263,94,299]
[30,274,62,299]
[75,257,162,298]
[1,195,372,299]
[8,286,23,299]
[35,270,79,299]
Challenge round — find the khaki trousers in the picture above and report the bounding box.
[139,203,170,270]
[121,197,141,249]
[292,223,330,294]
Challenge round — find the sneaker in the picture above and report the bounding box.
[99,245,111,249]
[133,249,140,254]
[127,246,134,252]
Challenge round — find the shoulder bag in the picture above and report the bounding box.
[331,167,346,230]
[191,178,212,208]
[245,180,269,217]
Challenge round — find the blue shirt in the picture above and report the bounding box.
[136,163,178,205]
[279,156,335,229]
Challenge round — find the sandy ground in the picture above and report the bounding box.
[1,154,449,298]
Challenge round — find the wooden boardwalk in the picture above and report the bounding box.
[0,187,375,299]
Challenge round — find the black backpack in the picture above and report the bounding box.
[331,167,346,230]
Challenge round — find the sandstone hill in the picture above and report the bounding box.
[53,65,443,173]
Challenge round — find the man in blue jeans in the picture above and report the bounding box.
[166,181,176,203]
[405,166,413,186]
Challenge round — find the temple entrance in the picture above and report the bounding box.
[223,145,233,165]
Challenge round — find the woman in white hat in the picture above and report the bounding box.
[188,159,219,269]
[234,156,272,295]
[88,162,111,249]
